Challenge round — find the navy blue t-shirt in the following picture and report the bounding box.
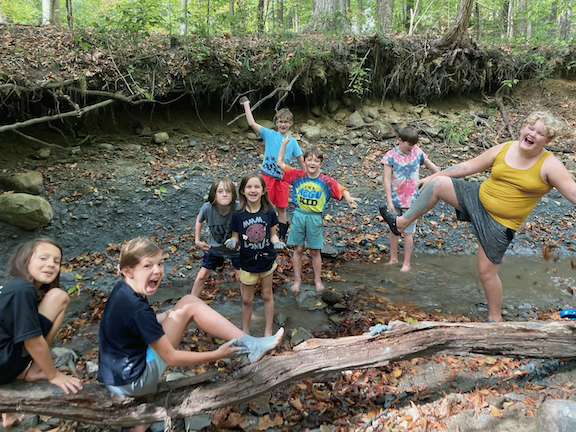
[0,278,46,384]
[230,207,278,273]
[98,281,165,386]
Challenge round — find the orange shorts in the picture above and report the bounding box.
[262,173,289,208]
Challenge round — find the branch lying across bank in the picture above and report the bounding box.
[0,99,115,134]
[1,320,575,427]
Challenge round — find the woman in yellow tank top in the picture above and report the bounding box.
[381,111,576,322]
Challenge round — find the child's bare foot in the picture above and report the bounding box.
[2,413,24,428]
[24,363,48,381]
[290,281,301,292]
[400,264,411,273]
[315,281,325,292]
[384,260,399,266]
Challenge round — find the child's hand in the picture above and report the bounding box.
[224,238,237,250]
[216,340,241,359]
[239,96,250,106]
[274,241,286,250]
[49,371,83,395]
[195,240,210,251]
[347,196,360,208]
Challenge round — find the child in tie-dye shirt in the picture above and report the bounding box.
[380,127,439,272]
[277,136,359,293]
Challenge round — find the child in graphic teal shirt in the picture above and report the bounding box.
[277,136,358,293]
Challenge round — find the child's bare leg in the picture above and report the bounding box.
[2,413,24,428]
[291,245,305,292]
[160,295,243,347]
[191,267,212,297]
[131,424,150,432]
[26,288,69,381]
[309,249,324,292]
[240,284,255,334]
[260,273,275,336]
[386,231,399,264]
[401,233,414,273]
[276,206,288,224]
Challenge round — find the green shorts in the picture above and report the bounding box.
[287,209,324,249]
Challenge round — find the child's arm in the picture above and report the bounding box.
[423,159,440,174]
[383,164,395,212]
[296,154,305,171]
[151,335,239,367]
[24,335,82,394]
[342,190,359,208]
[240,99,261,135]
[277,135,290,170]
[194,217,210,251]
[270,224,281,245]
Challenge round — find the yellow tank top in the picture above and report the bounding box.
[479,141,552,230]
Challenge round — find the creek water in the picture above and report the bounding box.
[125,253,576,338]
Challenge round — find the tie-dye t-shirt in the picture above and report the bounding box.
[281,166,347,213]
[381,146,428,208]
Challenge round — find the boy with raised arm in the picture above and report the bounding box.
[277,136,359,292]
[241,98,305,241]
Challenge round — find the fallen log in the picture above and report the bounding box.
[1,320,575,427]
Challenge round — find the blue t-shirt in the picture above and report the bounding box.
[259,127,302,180]
[230,207,279,273]
[98,281,165,386]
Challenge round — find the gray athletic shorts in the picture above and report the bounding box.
[106,347,167,397]
[452,178,515,265]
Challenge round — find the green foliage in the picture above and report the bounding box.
[0,0,40,24]
[439,118,472,146]
[100,0,167,40]
[345,53,371,99]
[501,79,518,88]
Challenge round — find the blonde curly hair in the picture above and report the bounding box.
[524,111,563,140]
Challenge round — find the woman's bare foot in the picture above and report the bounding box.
[384,260,399,266]
[290,281,301,292]
[400,264,410,273]
[315,281,325,292]
[2,413,24,428]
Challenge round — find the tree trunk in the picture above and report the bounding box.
[257,0,264,33]
[2,321,576,427]
[179,0,188,35]
[437,0,474,48]
[277,0,284,28]
[517,0,526,36]
[506,0,514,38]
[559,8,571,40]
[302,0,349,32]
[376,0,394,34]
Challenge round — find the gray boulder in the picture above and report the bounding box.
[347,111,365,128]
[0,193,53,229]
[0,171,43,195]
[370,122,397,140]
[536,399,576,432]
[153,132,170,144]
[326,100,340,113]
[300,124,322,142]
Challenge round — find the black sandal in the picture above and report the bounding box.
[379,206,401,236]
